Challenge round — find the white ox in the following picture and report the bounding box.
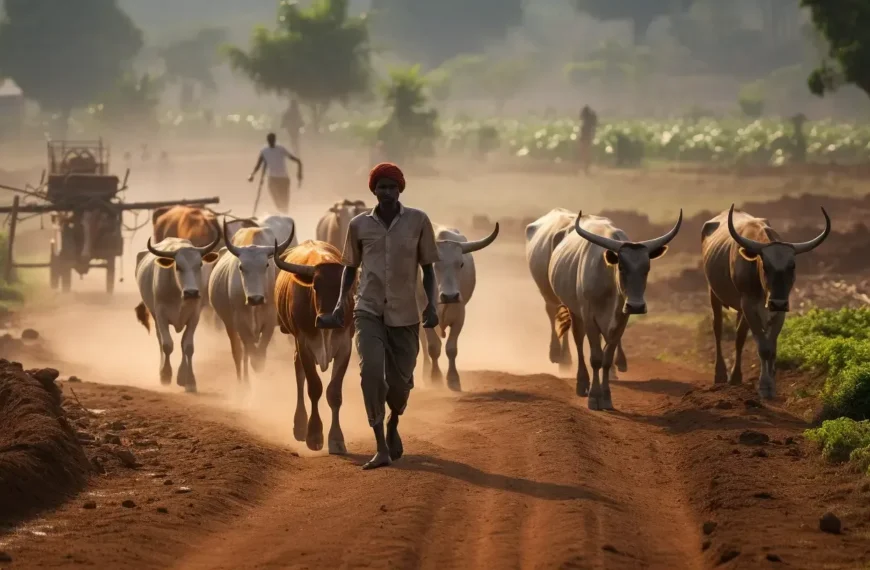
[208,221,295,383]
[134,236,221,392]
[316,199,368,250]
[416,223,499,391]
[549,211,681,410]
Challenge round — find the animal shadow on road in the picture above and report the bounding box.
[611,402,806,435]
[340,454,617,506]
[456,389,560,405]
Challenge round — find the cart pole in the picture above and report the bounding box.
[5,196,18,282]
[252,170,265,218]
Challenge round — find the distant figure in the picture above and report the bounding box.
[791,113,807,164]
[248,132,303,214]
[578,105,598,175]
[281,99,304,155]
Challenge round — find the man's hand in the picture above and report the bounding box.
[297,173,303,187]
[422,304,439,329]
[316,307,344,329]
[248,174,255,183]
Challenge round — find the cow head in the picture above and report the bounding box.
[434,224,500,304]
[574,211,682,315]
[330,199,368,227]
[273,253,346,321]
[147,235,221,300]
[728,204,830,312]
[222,220,295,306]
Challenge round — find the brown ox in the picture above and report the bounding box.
[152,206,221,247]
[702,205,830,399]
[274,240,355,454]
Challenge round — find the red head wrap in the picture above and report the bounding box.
[368,162,405,193]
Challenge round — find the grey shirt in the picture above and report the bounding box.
[342,204,440,327]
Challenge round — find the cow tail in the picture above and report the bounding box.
[554,305,572,339]
[135,302,151,333]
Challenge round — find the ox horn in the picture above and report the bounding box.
[727,204,766,255]
[272,222,296,257]
[222,219,242,256]
[574,212,625,252]
[791,207,831,255]
[639,209,683,252]
[458,223,500,254]
[147,237,177,259]
[273,241,316,278]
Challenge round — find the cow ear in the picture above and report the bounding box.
[603,250,619,266]
[154,257,174,268]
[649,245,668,260]
[202,252,220,264]
[738,247,759,261]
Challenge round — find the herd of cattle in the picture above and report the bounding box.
[130,199,830,451]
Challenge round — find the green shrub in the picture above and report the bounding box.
[805,418,870,471]
[778,308,870,420]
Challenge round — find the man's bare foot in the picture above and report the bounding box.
[362,451,392,470]
[387,418,403,460]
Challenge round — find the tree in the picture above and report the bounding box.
[226,0,370,129]
[0,0,142,129]
[574,0,694,44]
[90,72,163,130]
[801,0,870,98]
[369,0,523,67]
[378,65,438,162]
[480,58,533,113]
[161,27,228,111]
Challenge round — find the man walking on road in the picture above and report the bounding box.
[316,162,441,470]
[248,132,303,213]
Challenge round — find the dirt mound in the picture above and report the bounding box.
[0,360,90,525]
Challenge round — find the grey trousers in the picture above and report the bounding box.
[355,311,420,427]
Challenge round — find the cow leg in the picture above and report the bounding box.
[177,317,199,393]
[547,302,572,371]
[327,347,350,455]
[155,317,173,385]
[292,347,307,443]
[225,325,244,382]
[583,316,606,409]
[599,319,629,411]
[615,341,627,373]
[445,312,465,392]
[729,313,749,385]
[251,323,275,374]
[299,353,325,451]
[425,327,443,384]
[762,313,786,398]
[710,290,728,384]
[740,301,775,400]
[570,311,590,396]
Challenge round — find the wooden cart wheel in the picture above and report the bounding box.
[106,257,115,295]
[49,240,59,290]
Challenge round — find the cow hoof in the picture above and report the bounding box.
[576,381,590,397]
[184,383,198,394]
[306,432,324,452]
[160,376,171,386]
[447,375,461,392]
[558,359,573,374]
[588,396,602,411]
[293,410,308,443]
[328,440,347,455]
[728,375,743,386]
[758,383,776,400]
[600,394,614,410]
[616,362,627,373]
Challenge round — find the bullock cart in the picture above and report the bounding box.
[0,139,220,294]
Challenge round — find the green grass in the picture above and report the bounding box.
[778,308,870,422]
[805,418,870,474]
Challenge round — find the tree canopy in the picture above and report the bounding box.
[801,0,870,98]
[573,0,694,44]
[161,27,228,109]
[0,0,143,120]
[369,0,523,67]
[226,0,370,126]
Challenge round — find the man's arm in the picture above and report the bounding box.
[248,153,264,182]
[316,221,360,329]
[421,264,438,328]
[283,147,303,182]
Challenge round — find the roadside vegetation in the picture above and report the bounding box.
[778,308,870,474]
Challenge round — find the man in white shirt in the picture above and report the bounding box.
[248,132,303,213]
